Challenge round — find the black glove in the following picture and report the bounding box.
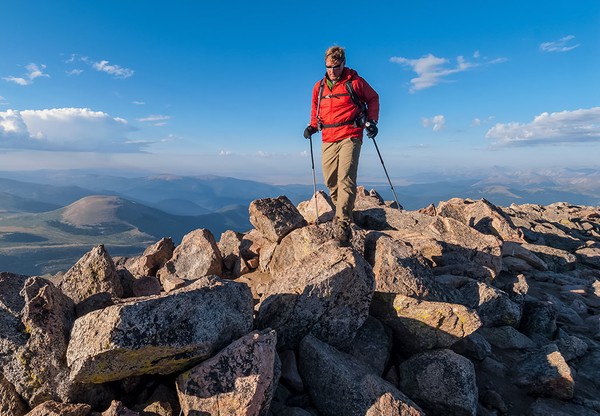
[365,121,378,138]
[304,125,318,139]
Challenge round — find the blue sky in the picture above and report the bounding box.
[1,1,599,185]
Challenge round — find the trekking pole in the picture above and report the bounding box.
[309,136,320,224]
[371,136,402,210]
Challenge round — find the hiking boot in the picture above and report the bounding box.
[333,219,352,247]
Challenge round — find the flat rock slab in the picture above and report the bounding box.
[67,276,253,383]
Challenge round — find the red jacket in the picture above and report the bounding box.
[310,68,379,142]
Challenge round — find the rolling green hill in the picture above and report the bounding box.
[0,195,252,275]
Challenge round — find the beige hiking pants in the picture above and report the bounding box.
[322,138,362,223]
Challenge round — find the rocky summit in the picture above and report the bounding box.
[1,188,600,416]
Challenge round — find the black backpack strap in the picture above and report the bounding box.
[345,80,368,127]
[345,81,367,112]
[316,79,324,130]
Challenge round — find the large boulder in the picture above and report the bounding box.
[451,332,492,361]
[370,293,482,355]
[522,242,577,272]
[399,349,478,416]
[364,232,449,302]
[0,272,29,314]
[66,276,253,383]
[556,330,588,362]
[25,401,91,416]
[176,329,280,416]
[157,228,222,288]
[238,228,277,273]
[249,196,306,243]
[375,211,503,281]
[436,198,524,242]
[514,344,574,400]
[0,276,76,407]
[297,190,335,224]
[278,350,304,392]
[501,241,548,272]
[256,242,375,350]
[519,300,558,339]
[354,186,388,210]
[575,350,600,392]
[218,230,250,278]
[58,244,123,305]
[267,223,335,275]
[576,246,600,268]
[0,372,28,416]
[98,400,139,415]
[345,316,392,377]
[478,326,536,350]
[458,280,522,327]
[122,237,175,278]
[502,203,585,251]
[298,334,424,416]
[528,398,600,416]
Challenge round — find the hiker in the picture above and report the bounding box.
[304,45,380,245]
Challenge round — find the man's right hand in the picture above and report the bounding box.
[303,125,318,139]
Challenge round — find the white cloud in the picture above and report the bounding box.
[3,77,29,86]
[160,134,177,143]
[0,108,141,152]
[132,101,146,105]
[390,52,506,92]
[67,55,134,79]
[66,69,84,76]
[472,115,495,127]
[390,54,478,92]
[137,115,171,124]
[540,35,580,53]
[0,110,28,136]
[0,96,7,106]
[2,63,50,86]
[422,115,446,132]
[92,60,134,79]
[489,57,509,64]
[486,107,600,146]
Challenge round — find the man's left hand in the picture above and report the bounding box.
[365,121,378,139]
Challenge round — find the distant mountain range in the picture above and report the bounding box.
[367,167,600,209]
[0,172,315,215]
[0,193,252,275]
[0,168,598,275]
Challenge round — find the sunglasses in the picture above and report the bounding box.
[326,64,343,69]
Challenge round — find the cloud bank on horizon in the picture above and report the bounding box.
[3,105,597,153]
[486,107,600,146]
[0,108,140,152]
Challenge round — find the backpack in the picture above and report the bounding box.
[316,79,367,130]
